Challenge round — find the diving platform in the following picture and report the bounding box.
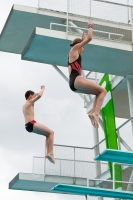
[52,184,133,199]
[0,5,133,77]
[9,146,133,194]
[0,4,132,119]
[9,173,88,193]
[95,149,133,164]
[51,149,133,198]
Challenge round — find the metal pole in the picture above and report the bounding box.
[38,0,40,9]
[127,78,133,141]
[127,0,130,23]
[60,160,61,176]
[73,147,76,184]
[95,72,98,83]
[90,0,92,18]
[86,179,89,200]
[66,0,69,39]
[131,7,133,47]
[117,129,121,150]
[32,157,34,174]
[44,141,46,180]
[93,126,103,200]
[113,162,115,190]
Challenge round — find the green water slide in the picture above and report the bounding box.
[99,74,122,189]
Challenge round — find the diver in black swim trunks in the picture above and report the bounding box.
[68,22,106,128]
[22,85,55,164]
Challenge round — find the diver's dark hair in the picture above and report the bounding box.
[25,90,34,100]
[70,38,82,47]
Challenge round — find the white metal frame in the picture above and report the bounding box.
[50,22,124,40]
[88,177,133,189]
[37,1,133,198]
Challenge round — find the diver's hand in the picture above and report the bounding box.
[41,85,45,89]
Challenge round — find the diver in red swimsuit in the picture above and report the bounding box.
[22,85,55,164]
[68,22,106,128]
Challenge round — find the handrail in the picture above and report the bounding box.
[50,23,124,39]
[54,117,133,150]
[93,0,133,8]
[33,156,107,164]
[89,178,133,185]
[116,117,133,131]
[54,138,105,150]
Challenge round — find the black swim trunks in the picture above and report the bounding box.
[25,120,36,132]
[68,55,82,91]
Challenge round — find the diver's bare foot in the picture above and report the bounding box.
[88,113,95,127]
[91,113,99,128]
[45,154,55,164]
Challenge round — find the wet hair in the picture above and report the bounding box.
[70,38,82,47]
[25,90,34,100]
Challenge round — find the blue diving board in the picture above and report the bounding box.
[52,184,133,199]
[94,149,133,164]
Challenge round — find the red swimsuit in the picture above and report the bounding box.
[68,55,82,91]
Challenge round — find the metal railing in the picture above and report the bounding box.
[116,117,133,151]
[38,0,133,24]
[33,143,108,177]
[32,115,133,178]
[50,22,124,40]
[36,1,133,189]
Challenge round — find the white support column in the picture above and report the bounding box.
[127,78,133,141]
[93,127,101,176]
[93,126,103,200]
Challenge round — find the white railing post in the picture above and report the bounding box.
[95,72,98,83]
[32,157,34,174]
[66,0,69,39]
[127,0,130,23]
[74,147,75,176]
[90,0,92,18]
[38,0,40,9]
[44,141,46,180]
[60,160,61,176]
[113,162,115,190]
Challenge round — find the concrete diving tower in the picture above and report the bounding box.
[0,4,133,118]
[9,145,133,194]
